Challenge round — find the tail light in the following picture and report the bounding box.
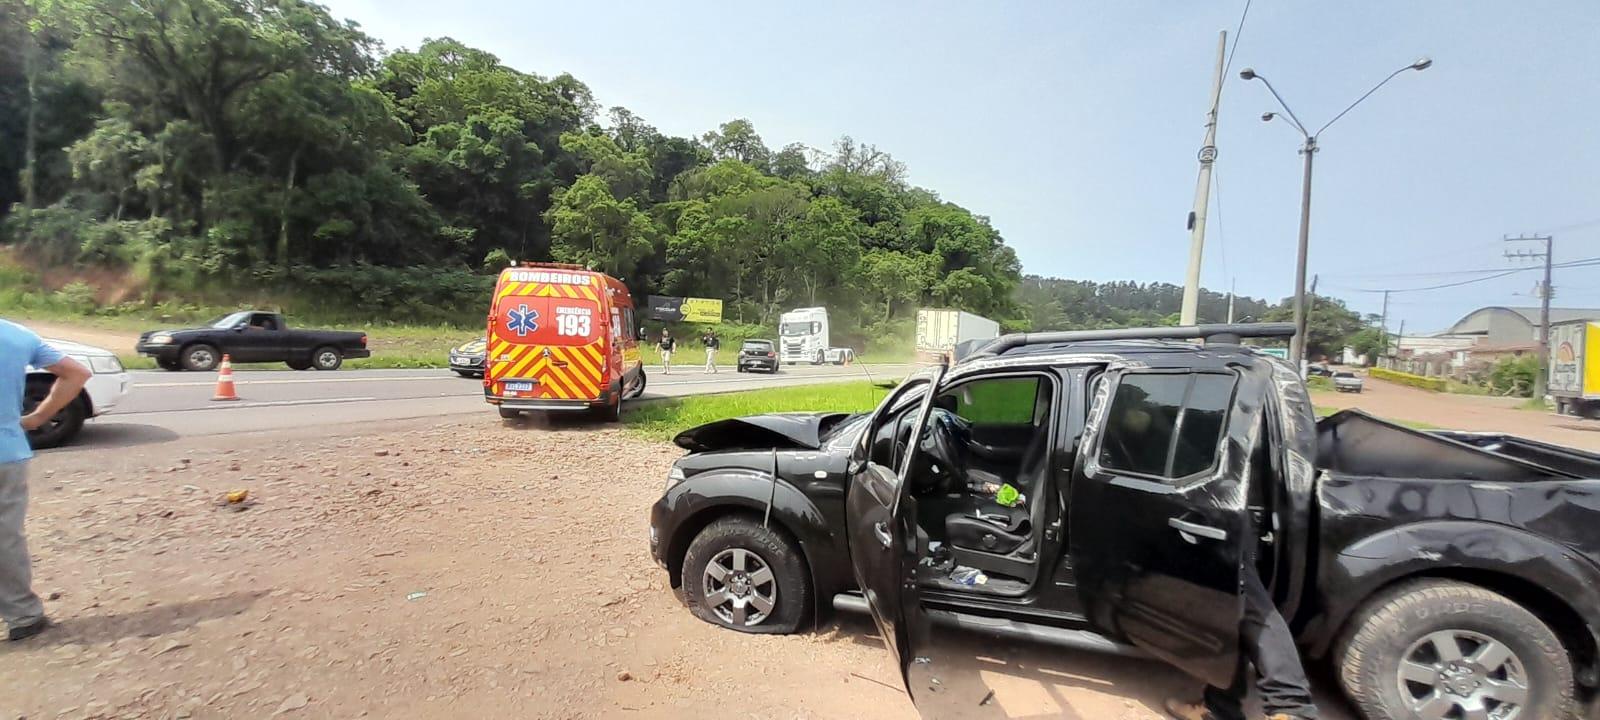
[767,352,775,358]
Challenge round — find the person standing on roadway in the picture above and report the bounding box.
[1,319,90,642]
[658,329,675,374]
[701,331,720,374]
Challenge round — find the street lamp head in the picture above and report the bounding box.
[1409,57,1433,71]
[1239,67,1258,80]
[1261,112,1277,123]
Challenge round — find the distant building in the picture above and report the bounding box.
[1443,306,1600,345]
[1377,306,1600,380]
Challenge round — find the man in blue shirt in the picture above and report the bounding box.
[1,319,90,641]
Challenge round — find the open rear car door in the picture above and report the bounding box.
[845,366,944,705]
[1070,367,1261,688]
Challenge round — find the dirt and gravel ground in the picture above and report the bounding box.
[1316,376,1600,450]
[4,415,1269,720]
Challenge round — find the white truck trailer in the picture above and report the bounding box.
[915,309,1001,364]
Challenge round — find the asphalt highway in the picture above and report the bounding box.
[59,363,913,449]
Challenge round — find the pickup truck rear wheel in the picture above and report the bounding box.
[180,344,220,372]
[682,517,809,634]
[1337,579,1574,720]
[311,347,342,371]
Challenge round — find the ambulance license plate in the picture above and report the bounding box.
[504,381,535,392]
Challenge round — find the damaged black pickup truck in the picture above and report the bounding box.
[649,323,1600,719]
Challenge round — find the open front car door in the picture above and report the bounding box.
[845,365,943,703]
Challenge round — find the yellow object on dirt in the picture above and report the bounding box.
[226,489,249,504]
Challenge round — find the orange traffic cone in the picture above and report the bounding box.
[211,354,240,401]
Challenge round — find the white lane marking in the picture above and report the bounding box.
[138,376,457,388]
[117,396,381,415]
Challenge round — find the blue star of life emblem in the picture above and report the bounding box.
[507,304,540,336]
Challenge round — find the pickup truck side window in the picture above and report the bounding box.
[1099,372,1236,482]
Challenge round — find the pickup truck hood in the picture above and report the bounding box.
[673,412,852,453]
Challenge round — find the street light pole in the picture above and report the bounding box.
[1240,57,1430,371]
[1290,135,1316,366]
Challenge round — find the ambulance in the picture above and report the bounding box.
[484,263,646,421]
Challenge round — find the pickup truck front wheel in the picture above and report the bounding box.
[681,517,808,634]
[24,380,87,449]
[311,347,343,371]
[1338,579,1574,720]
[181,344,220,372]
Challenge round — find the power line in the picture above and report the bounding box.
[1211,166,1228,287]
[1330,269,1529,294]
[1323,255,1600,290]
[1222,0,1252,79]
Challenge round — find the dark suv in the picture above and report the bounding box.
[650,323,1600,719]
[737,339,778,373]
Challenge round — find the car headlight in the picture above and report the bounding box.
[666,465,686,491]
[148,333,174,345]
[90,355,124,374]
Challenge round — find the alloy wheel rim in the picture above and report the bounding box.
[702,547,777,627]
[190,348,214,367]
[318,351,337,367]
[1398,629,1528,719]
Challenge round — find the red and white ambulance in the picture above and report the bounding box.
[483,263,645,421]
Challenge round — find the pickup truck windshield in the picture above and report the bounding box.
[211,311,251,329]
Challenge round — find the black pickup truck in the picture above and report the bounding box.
[136,311,370,371]
[649,323,1600,719]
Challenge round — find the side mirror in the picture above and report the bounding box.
[233,325,246,332]
[637,327,647,341]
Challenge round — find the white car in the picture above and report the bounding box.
[25,338,134,449]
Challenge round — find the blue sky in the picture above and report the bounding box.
[321,0,1599,332]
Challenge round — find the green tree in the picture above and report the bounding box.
[545,174,654,278]
[861,250,928,322]
[700,118,769,168]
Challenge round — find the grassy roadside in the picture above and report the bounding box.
[625,381,890,441]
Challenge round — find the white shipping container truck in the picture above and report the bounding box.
[915,309,1000,363]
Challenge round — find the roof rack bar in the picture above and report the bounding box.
[976,322,1296,357]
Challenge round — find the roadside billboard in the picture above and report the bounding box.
[646,295,724,323]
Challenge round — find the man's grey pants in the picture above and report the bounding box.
[0,461,43,628]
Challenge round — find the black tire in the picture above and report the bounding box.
[736,365,745,373]
[180,344,220,372]
[24,380,87,450]
[498,407,522,419]
[627,366,647,399]
[1337,579,1575,720]
[311,346,342,371]
[591,396,622,423]
[157,358,183,371]
[682,516,809,634]
[286,359,312,371]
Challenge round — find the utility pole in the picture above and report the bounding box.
[1505,234,1555,398]
[1180,30,1228,327]
[1396,319,1405,357]
[1226,279,1236,323]
[1379,289,1391,354]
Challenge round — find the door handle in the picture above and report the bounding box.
[1168,518,1227,542]
[873,521,893,548]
